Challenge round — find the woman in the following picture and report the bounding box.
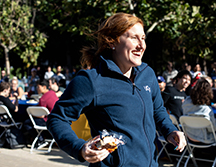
[0,82,18,121]
[9,77,25,100]
[47,13,186,166]
[182,78,216,143]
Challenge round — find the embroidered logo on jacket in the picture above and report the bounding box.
[143,85,151,92]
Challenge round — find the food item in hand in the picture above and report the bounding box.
[91,130,126,153]
[95,135,118,152]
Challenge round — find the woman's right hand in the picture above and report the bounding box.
[81,140,110,163]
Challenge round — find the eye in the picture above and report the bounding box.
[131,36,137,39]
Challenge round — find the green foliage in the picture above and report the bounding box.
[0,0,47,71]
[37,0,215,63]
[1,0,216,75]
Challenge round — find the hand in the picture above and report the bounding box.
[13,92,18,98]
[167,130,186,152]
[211,103,216,109]
[81,140,110,163]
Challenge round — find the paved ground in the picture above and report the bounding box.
[0,146,214,167]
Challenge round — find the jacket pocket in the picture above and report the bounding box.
[102,145,125,167]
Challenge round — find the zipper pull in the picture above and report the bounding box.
[132,83,141,94]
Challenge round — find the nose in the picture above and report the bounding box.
[137,39,146,51]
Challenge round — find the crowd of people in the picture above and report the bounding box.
[0,65,77,148]
[157,61,216,147]
[0,12,216,166]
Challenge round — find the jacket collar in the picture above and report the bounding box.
[99,55,148,76]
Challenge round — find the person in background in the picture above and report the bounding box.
[162,70,192,119]
[203,76,216,108]
[23,79,58,147]
[0,70,9,83]
[47,13,186,167]
[190,63,205,79]
[208,62,216,80]
[162,61,178,86]
[0,82,19,121]
[27,68,40,96]
[44,65,54,80]
[182,78,216,143]
[71,67,77,78]
[157,76,166,93]
[181,62,191,72]
[48,77,65,98]
[53,65,65,83]
[36,66,43,80]
[9,77,25,100]
[64,68,73,86]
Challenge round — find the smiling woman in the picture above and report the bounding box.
[47,13,186,167]
[9,77,24,100]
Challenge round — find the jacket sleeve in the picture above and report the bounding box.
[46,70,94,161]
[151,75,177,139]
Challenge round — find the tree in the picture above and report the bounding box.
[0,0,47,76]
[29,0,216,73]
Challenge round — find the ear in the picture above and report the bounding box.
[109,44,116,50]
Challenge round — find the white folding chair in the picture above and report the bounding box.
[180,115,216,167]
[157,114,186,167]
[0,105,22,139]
[26,106,55,153]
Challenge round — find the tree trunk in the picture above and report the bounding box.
[4,48,11,77]
[203,57,208,75]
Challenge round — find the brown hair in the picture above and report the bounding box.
[190,78,213,105]
[0,82,10,92]
[80,13,144,68]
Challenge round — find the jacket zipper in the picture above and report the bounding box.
[132,82,141,95]
[132,81,153,167]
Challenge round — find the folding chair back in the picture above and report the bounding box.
[26,106,55,153]
[0,105,22,138]
[169,114,181,131]
[27,106,49,128]
[179,115,216,166]
[180,116,216,142]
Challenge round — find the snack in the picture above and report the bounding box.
[95,135,118,152]
[91,130,125,153]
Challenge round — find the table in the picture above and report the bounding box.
[17,100,39,122]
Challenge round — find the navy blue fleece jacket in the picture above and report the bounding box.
[47,56,177,167]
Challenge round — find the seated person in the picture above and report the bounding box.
[0,82,19,122]
[48,77,65,98]
[9,77,25,100]
[23,79,58,146]
[182,78,216,143]
[203,76,216,108]
[162,70,192,119]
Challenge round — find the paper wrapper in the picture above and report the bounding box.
[90,129,126,153]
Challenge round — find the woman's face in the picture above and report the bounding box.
[113,23,146,72]
[11,80,18,90]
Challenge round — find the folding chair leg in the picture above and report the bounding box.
[156,142,172,162]
[184,147,198,167]
[176,147,187,167]
[30,130,43,153]
[47,139,55,153]
[0,129,7,138]
[212,157,216,167]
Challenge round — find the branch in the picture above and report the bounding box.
[30,8,36,34]
[146,12,174,38]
